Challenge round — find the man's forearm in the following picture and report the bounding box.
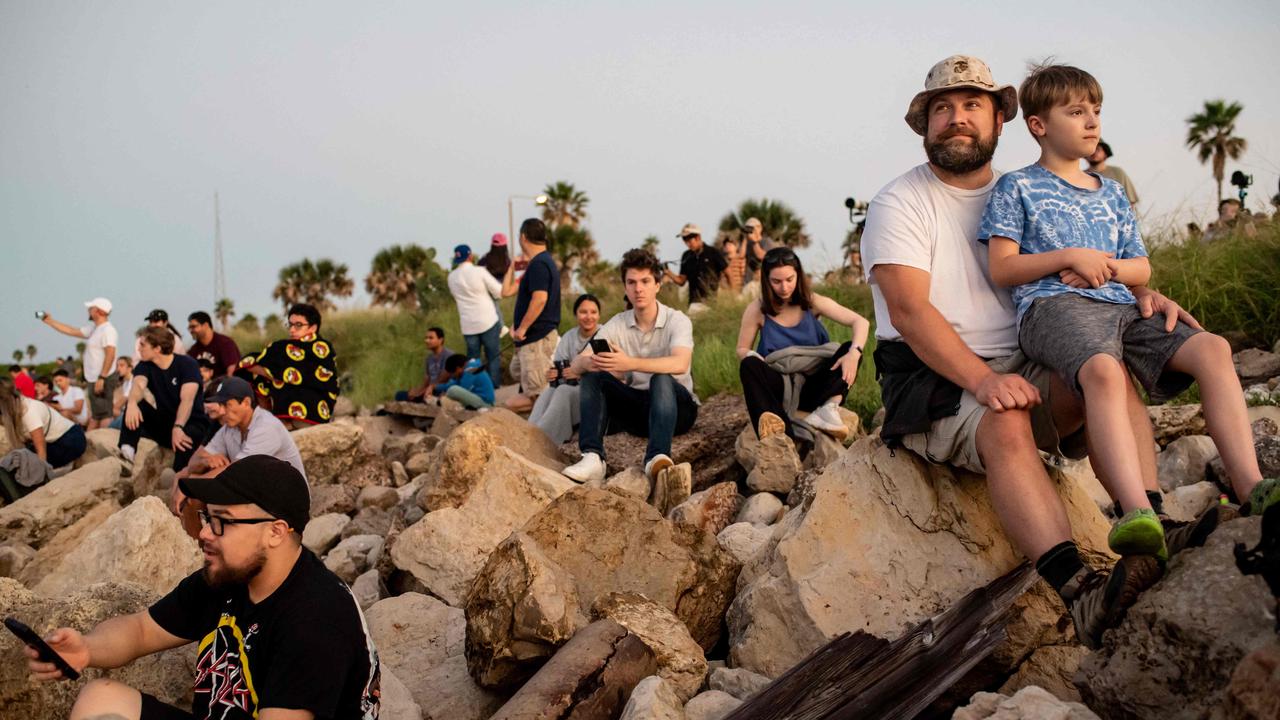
[44,318,86,338]
[630,355,689,376]
[894,306,994,395]
[518,297,548,333]
[175,386,196,426]
[84,614,150,669]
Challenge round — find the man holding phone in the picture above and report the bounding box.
[38,297,119,430]
[501,218,561,413]
[22,455,381,720]
[562,248,699,483]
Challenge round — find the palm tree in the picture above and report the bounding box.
[641,235,661,257]
[11,350,23,364]
[214,298,236,331]
[234,313,261,335]
[717,198,811,249]
[549,224,599,293]
[263,313,281,332]
[1186,100,1247,203]
[541,181,590,229]
[272,258,355,312]
[25,345,36,362]
[364,244,445,310]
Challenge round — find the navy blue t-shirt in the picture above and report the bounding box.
[134,354,208,422]
[513,250,561,346]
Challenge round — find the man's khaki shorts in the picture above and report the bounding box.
[515,330,559,398]
[900,351,1086,474]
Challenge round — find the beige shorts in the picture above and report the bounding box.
[515,330,559,398]
[899,351,1086,474]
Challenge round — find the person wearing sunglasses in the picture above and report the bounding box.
[25,455,382,720]
[737,247,869,450]
[237,303,340,428]
[663,222,728,316]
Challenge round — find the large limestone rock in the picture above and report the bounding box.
[390,447,577,606]
[292,420,365,484]
[620,675,686,720]
[1156,435,1219,492]
[465,487,740,691]
[954,686,1099,720]
[302,512,351,555]
[365,593,502,720]
[1147,404,1205,445]
[1076,517,1274,717]
[17,500,120,587]
[0,459,127,548]
[715,522,773,566]
[997,645,1088,703]
[668,482,742,537]
[34,497,202,597]
[684,690,741,720]
[1234,347,1280,386]
[420,410,567,511]
[489,619,657,720]
[728,436,1112,680]
[0,579,195,718]
[593,592,708,702]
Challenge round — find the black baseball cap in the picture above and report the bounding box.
[179,455,310,532]
[208,376,253,404]
[146,309,169,322]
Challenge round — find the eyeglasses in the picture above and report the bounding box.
[199,510,278,536]
[287,322,309,330]
[681,234,699,241]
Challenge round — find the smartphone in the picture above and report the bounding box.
[4,617,80,680]
[34,311,47,320]
[589,338,612,355]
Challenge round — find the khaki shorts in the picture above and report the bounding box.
[515,330,559,398]
[900,351,1086,474]
[88,372,118,420]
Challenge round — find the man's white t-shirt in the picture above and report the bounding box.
[205,407,308,480]
[78,321,119,382]
[448,263,503,336]
[861,163,1019,358]
[21,396,74,443]
[55,386,89,425]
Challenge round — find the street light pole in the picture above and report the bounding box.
[508,193,550,247]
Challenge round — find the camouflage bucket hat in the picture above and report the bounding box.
[905,55,1018,136]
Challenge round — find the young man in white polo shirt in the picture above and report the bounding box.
[447,243,504,388]
[563,249,699,483]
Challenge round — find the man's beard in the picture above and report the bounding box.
[202,547,267,588]
[925,128,998,174]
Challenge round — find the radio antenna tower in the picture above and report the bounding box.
[213,192,227,304]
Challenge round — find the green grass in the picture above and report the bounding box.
[233,223,1273,417]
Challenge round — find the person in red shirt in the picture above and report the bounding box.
[8,365,36,399]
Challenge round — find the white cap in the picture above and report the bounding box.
[84,297,113,313]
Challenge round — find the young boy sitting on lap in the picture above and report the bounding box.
[979,62,1276,564]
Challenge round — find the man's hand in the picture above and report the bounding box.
[124,402,142,430]
[93,378,104,395]
[1063,248,1114,288]
[172,426,193,452]
[591,348,634,374]
[1133,286,1203,333]
[974,372,1041,413]
[512,327,527,342]
[205,453,230,471]
[24,628,90,682]
[832,350,860,387]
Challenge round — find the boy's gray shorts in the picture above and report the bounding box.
[1019,293,1201,404]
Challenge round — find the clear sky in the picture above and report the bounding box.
[4,0,1278,362]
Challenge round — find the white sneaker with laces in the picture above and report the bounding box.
[563,452,606,483]
[120,444,137,463]
[500,325,511,338]
[644,453,674,480]
[806,403,848,439]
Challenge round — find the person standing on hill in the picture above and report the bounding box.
[39,297,119,430]
[187,311,241,378]
[448,244,505,388]
[501,218,561,413]
[664,223,728,315]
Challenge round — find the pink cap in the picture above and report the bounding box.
[491,233,508,247]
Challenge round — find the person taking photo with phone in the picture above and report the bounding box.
[38,297,119,430]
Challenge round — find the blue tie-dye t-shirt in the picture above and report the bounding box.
[978,163,1146,323]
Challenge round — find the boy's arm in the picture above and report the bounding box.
[987,238,1114,289]
[1107,256,1151,286]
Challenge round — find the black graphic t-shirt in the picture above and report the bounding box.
[149,549,380,719]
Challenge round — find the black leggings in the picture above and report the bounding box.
[118,402,212,471]
[739,341,853,439]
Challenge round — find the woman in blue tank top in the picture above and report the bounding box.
[737,247,870,443]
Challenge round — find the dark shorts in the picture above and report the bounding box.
[1019,293,1201,404]
[140,693,195,720]
[88,372,118,420]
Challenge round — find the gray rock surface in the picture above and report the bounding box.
[302,512,351,555]
[735,492,784,526]
[954,686,1099,720]
[683,690,741,720]
[323,534,384,583]
[620,675,686,720]
[1155,435,1219,492]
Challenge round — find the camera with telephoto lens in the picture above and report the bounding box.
[550,359,577,387]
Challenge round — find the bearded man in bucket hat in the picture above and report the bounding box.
[861,55,1206,649]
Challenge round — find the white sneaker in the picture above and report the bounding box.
[563,452,606,483]
[120,444,136,463]
[806,403,848,439]
[644,453,674,481]
[500,325,511,338]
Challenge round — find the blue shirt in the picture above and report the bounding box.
[978,163,1146,323]
[437,368,496,406]
[513,251,561,346]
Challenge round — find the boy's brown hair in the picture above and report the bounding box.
[1019,62,1103,121]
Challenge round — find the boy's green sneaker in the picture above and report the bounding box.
[1108,508,1168,561]
[1245,477,1280,517]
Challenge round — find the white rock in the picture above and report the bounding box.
[684,690,741,720]
[620,675,686,720]
[302,512,351,556]
[1163,482,1222,523]
[351,569,384,611]
[716,523,774,566]
[1156,435,1220,493]
[585,465,651,501]
[379,666,423,720]
[735,493,784,526]
[708,666,771,700]
[954,686,1100,720]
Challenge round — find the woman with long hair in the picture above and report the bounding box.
[0,375,87,469]
[479,233,511,280]
[736,247,870,443]
[529,293,602,443]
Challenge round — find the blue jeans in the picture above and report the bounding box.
[464,320,503,388]
[578,372,698,463]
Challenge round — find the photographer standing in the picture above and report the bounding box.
[663,223,728,316]
[741,217,776,298]
[530,293,601,443]
[39,297,119,430]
